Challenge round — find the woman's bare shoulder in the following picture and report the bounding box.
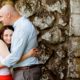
[0,39,4,42]
[0,39,5,43]
[0,39,10,57]
[0,39,6,46]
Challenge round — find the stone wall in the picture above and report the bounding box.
[1,0,80,80]
[15,0,69,80]
[68,0,80,79]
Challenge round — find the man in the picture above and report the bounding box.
[0,4,42,80]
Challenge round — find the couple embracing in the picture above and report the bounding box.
[0,3,42,80]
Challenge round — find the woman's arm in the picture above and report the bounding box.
[18,48,39,62]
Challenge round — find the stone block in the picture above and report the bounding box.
[70,0,80,13]
[69,14,80,36]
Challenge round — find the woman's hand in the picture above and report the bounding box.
[19,48,41,62]
[28,48,40,57]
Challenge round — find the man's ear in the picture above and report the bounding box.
[7,12,11,18]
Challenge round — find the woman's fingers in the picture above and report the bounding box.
[32,48,41,57]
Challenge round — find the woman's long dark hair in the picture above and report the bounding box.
[0,25,14,51]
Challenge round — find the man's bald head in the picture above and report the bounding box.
[0,4,21,26]
[0,4,18,15]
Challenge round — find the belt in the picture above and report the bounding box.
[13,64,42,71]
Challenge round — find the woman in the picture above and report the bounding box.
[0,25,39,80]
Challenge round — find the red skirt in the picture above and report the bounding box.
[0,75,13,80]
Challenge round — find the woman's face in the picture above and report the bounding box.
[2,29,13,45]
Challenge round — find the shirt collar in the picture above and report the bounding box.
[13,16,25,29]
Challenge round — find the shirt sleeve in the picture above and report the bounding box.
[1,30,28,67]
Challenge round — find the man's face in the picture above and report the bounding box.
[0,10,10,26]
